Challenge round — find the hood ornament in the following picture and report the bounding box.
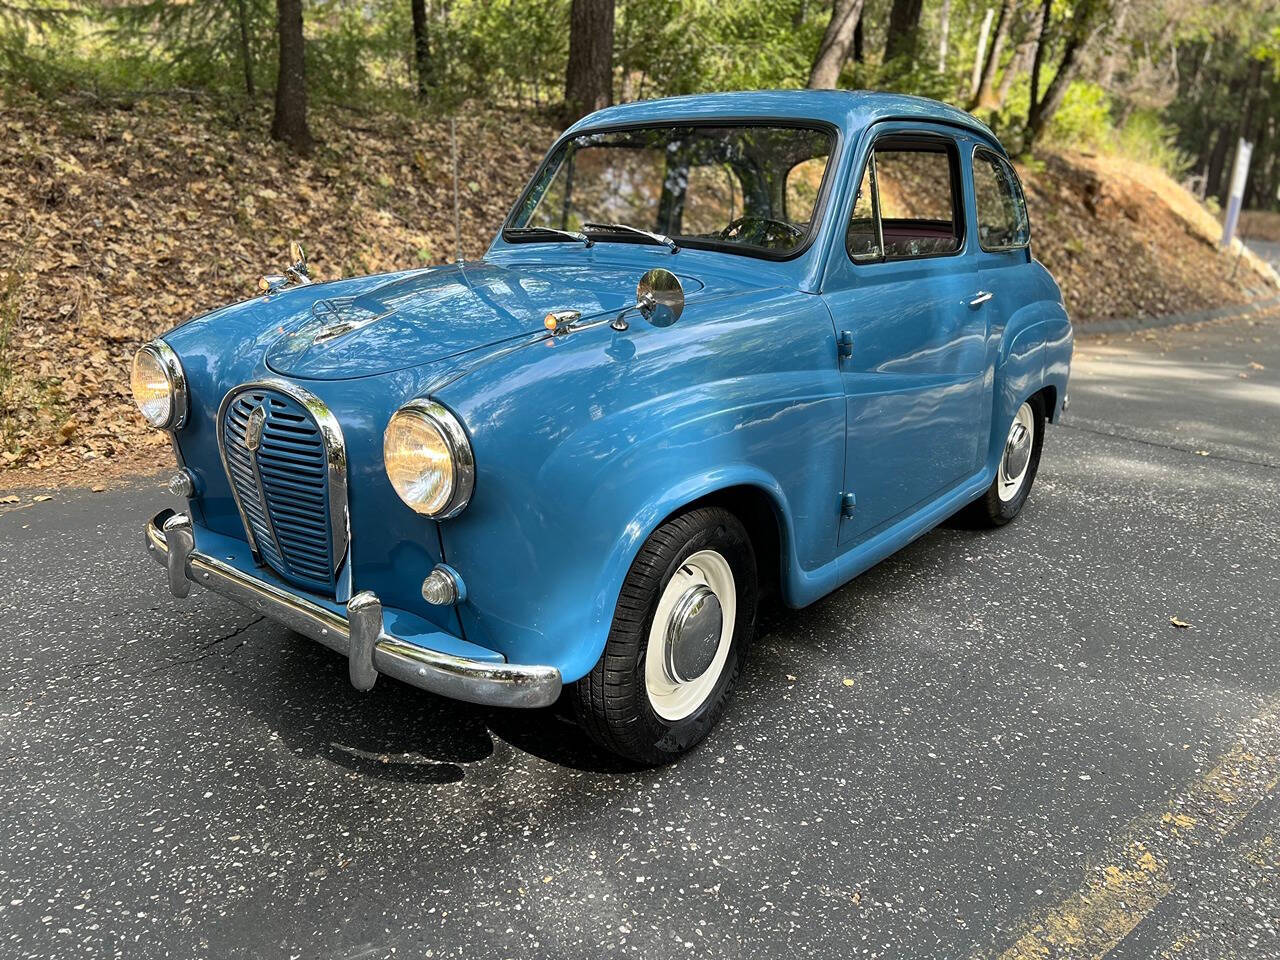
[258,240,312,296]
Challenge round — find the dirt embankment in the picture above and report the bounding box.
[0,93,551,487]
[0,93,1275,487]
[1018,153,1276,323]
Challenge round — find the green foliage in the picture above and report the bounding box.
[1113,109,1191,180]
[0,0,1274,207]
[109,0,274,93]
[854,56,954,102]
[1042,82,1112,151]
[615,0,814,99]
[1,9,169,99]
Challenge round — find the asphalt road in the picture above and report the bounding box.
[3,312,1279,959]
[1248,239,1280,273]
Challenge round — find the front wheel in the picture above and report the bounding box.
[571,506,758,765]
[960,395,1045,527]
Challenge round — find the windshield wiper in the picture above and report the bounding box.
[505,226,593,246]
[582,221,679,253]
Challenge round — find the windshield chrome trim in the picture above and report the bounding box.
[501,116,842,264]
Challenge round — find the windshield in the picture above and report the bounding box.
[507,124,835,257]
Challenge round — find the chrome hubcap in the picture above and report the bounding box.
[998,402,1035,502]
[645,550,736,721]
[663,584,723,684]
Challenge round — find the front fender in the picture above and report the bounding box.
[436,290,844,683]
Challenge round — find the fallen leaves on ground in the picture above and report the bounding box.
[1170,616,1193,629]
[0,90,553,485]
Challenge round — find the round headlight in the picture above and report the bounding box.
[383,401,474,518]
[130,340,186,429]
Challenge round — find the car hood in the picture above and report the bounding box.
[264,259,705,380]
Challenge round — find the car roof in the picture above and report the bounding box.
[566,90,1001,153]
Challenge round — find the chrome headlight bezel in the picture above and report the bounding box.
[131,339,188,430]
[383,399,475,519]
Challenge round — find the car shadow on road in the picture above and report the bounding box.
[236,629,644,783]
[222,517,1001,787]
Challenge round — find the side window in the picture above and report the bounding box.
[973,149,1030,250]
[846,137,963,262]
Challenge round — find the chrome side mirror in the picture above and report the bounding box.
[540,268,686,338]
[636,268,684,328]
[257,240,312,295]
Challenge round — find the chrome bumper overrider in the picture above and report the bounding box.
[145,510,562,708]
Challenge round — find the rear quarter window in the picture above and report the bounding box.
[973,148,1031,251]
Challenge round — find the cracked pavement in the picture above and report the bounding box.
[1,310,1279,958]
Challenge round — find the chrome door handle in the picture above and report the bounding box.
[968,291,994,307]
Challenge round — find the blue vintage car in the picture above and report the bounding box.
[134,91,1071,763]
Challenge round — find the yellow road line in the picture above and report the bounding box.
[988,700,1280,960]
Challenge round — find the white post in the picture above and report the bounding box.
[1220,138,1253,248]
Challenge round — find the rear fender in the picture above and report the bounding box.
[989,294,1070,467]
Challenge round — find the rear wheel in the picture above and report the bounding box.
[571,506,758,765]
[960,395,1045,527]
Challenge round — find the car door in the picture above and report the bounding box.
[821,126,991,546]
[970,144,1036,432]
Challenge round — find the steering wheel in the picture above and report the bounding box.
[718,216,804,248]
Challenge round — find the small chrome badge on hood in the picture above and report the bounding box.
[244,404,266,452]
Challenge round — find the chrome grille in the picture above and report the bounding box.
[220,385,340,595]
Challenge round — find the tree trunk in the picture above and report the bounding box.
[1025,0,1054,131]
[234,0,255,99]
[937,0,952,72]
[807,0,866,89]
[1204,124,1233,201]
[1025,0,1109,151]
[971,0,1015,110]
[853,10,864,63]
[271,0,313,156]
[563,0,615,123]
[995,3,1043,109]
[970,7,995,99]
[1097,0,1129,89]
[884,0,925,63]
[411,0,431,100]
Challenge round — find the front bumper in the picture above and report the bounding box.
[145,510,562,708]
